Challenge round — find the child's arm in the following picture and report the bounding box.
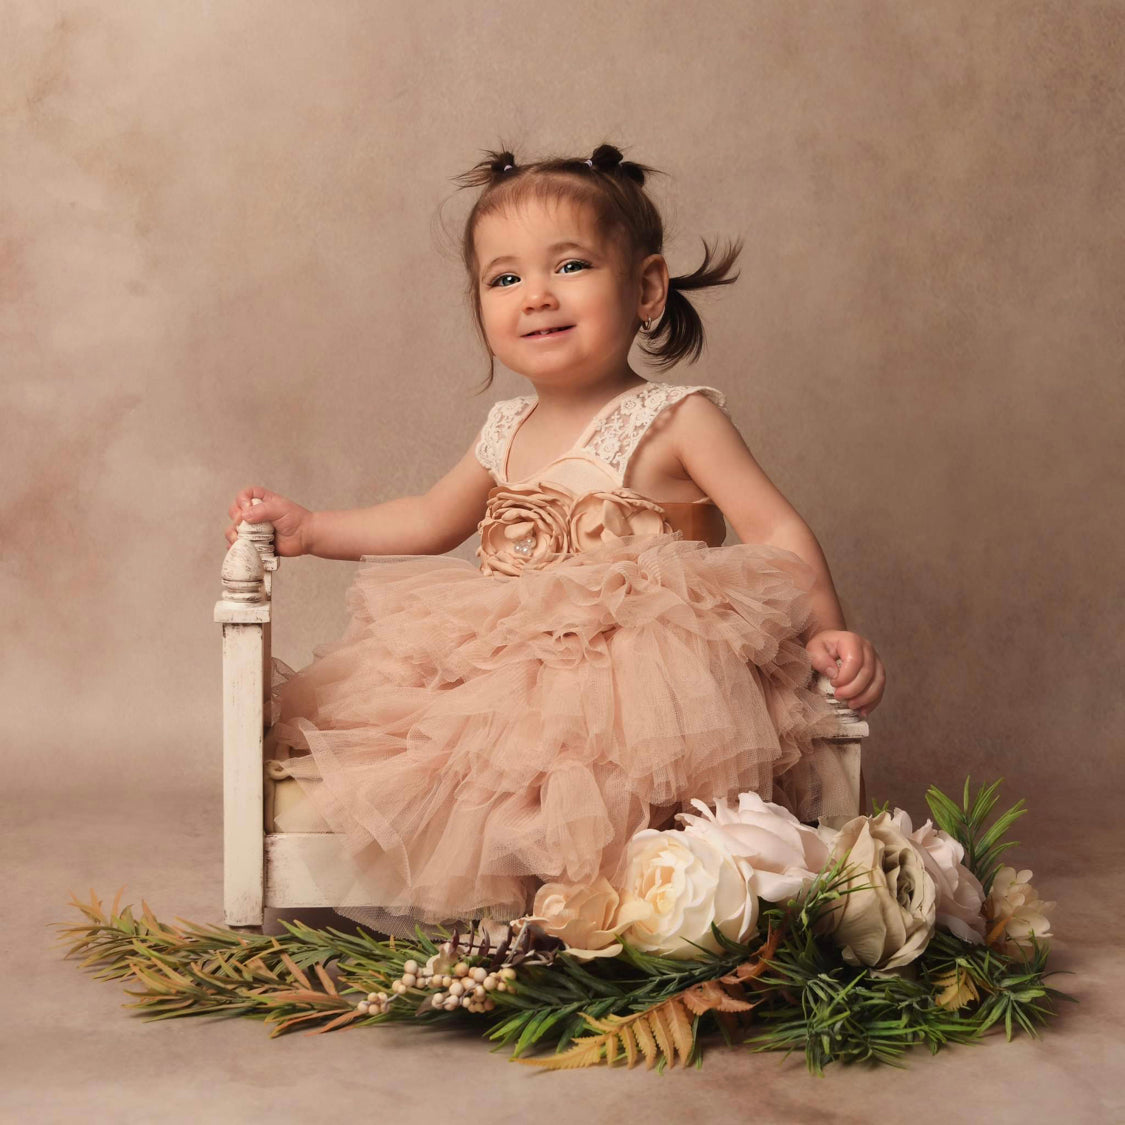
[669,395,885,715]
[224,440,495,561]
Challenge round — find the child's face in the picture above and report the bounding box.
[474,197,641,385]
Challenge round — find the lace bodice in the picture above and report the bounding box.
[474,380,730,487]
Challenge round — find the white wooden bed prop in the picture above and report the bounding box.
[216,513,870,929]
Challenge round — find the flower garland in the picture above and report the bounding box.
[57,779,1064,1073]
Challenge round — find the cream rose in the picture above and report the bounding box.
[618,829,757,960]
[476,482,574,576]
[819,812,937,970]
[987,866,1054,958]
[518,877,652,961]
[890,810,986,944]
[568,488,672,552]
[676,791,830,903]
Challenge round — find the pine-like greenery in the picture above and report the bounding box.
[56,779,1068,1072]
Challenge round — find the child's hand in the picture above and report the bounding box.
[225,486,313,557]
[806,630,885,717]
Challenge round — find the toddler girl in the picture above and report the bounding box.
[225,143,885,938]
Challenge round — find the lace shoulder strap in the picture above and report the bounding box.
[474,394,536,478]
[584,382,730,479]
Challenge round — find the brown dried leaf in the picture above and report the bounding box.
[306,1009,362,1035]
[278,953,312,990]
[681,979,755,1015]
[312,963,338,996]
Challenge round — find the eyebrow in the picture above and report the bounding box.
[481,241,596,277]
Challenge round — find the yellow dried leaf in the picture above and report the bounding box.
[516,1037,607,1071]
[647,1005,676,1069]
[619,1022,639,1068]
[934,967,980,1011]
[633,1014,658,1069]
[666,998,695,1065]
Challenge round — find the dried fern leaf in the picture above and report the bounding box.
[516,1036,607,1071]
[681,979,755,1015]
[647,1004,677,1068]
[666,998,696,1065]
[632,1013,659,1069]
[934,967,980,1011]
[619,1021,639,1068]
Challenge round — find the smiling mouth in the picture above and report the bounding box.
[523,326,574,337]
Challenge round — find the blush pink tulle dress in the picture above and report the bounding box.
[268,381,853,938]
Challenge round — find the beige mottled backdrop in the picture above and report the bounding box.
[4,0,1123,816]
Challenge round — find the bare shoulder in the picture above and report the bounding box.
[656,389,749,470]
[628,388,741,498]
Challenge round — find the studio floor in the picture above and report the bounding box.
[5,785,1122,1125]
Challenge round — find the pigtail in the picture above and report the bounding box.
[640,236,742,369]
[453,148,520,190]
[585,143,653,186]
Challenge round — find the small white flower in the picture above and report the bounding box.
[987,866,1054,957]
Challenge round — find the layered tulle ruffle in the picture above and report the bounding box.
[269,533,844,937]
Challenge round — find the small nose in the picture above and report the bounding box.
[522,275,558,312]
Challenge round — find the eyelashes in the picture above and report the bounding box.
[487,260,592,288]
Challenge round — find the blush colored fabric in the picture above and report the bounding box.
[267,381,848,938]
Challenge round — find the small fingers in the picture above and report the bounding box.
[229,486,269,521]
[848,662,886,715]
[831,640,867,693]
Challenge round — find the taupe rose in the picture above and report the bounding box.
[568,489,672,552]
[476,483,575,576]
[818,812,937,970]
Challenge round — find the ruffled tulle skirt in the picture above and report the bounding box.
[268,532,848,937]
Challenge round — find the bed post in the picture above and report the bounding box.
[214,509,277,927]
[815,674,869,816]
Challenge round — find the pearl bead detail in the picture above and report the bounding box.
[512,533,536,558]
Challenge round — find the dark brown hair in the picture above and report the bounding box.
[454,142,742,391]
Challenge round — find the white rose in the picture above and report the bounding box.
[820,812,937,970]
[890,810,986,944]
[987,866,1054,957]
[618,829,757,960]
[676,791,830,903]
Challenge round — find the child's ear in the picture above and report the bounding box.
[637,253,669,320]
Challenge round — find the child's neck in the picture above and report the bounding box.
[524,368,648,421]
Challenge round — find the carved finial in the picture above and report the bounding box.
[237,498,276,562]
[814,672,870,738]
[221,538,266,603]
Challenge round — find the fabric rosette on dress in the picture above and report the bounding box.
[476,482,673,576]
